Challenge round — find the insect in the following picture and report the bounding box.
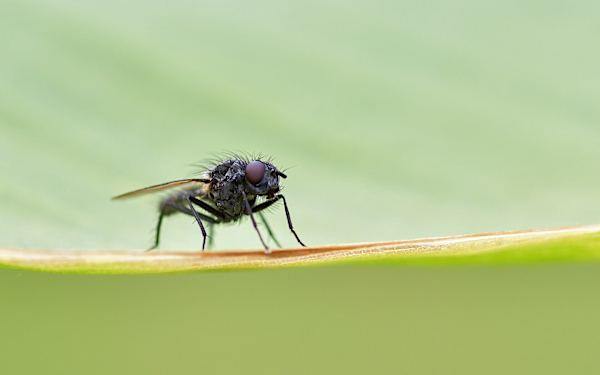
[112,156,306,254]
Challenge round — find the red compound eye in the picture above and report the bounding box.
[245,161,265,184]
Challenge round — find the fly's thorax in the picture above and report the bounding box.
[207,159,245,217]
[207,158,282,217]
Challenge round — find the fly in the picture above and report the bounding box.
[112,157,306,254]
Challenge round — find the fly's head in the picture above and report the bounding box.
[244,160,286,198]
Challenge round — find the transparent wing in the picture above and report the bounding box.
[112,179,210,200]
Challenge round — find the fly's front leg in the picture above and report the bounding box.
[241,190,270,254]
[252,198,283,247]
[253,195,306,247]
[279,195,306,247]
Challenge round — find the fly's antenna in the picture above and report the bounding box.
[279,164,296,176]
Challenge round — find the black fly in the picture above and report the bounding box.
[112,156,306,254]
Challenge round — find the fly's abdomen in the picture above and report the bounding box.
[159,187,206,215]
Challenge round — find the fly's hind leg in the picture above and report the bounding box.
[147,209,166,251]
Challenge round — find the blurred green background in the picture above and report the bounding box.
[1,0,599,250]
[1,0,599,373]
[3,265,600,374]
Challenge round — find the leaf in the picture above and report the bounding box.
[2,225,599,274]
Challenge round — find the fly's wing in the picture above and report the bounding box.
[112,179,210,200]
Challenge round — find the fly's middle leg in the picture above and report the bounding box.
[149,196,219,251]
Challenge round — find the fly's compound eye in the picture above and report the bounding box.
[245,160,266,185]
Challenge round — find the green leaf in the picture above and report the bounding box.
[2,225,598,274]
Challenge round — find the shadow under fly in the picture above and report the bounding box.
[112,156,306,254]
